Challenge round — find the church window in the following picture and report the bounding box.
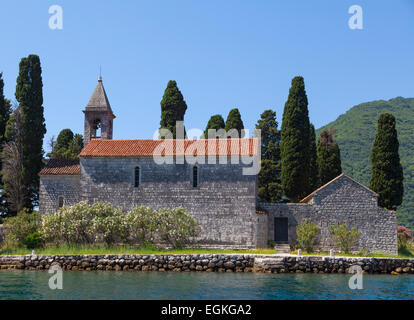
[58,196,64,208]
[134,166,140,187]
[192,166,198,188]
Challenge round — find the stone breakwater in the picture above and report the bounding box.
[0,254,413,274]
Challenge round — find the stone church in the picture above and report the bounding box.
[39,77,398,255]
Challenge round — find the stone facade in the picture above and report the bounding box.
[39,176,81,214]
[79,157,257,249]
[259,175,398,255]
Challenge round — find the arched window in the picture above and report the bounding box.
[134,166,140,187]
[58,196,64,208]
[92,119,102,138]
[192,166,198,188]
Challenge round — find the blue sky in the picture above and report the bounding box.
[0,0,413,152]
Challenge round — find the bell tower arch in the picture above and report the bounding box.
[83,76,116,145]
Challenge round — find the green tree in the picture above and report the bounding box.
[280,76,311,202]
[308,124,318,193]
[0,73,12,214]
[370,113,404,210]
[316,128,342,186]
[0,73,11,147]
[224,108,244,137]
[329,223,361,254]
[14,54,46,211]
[296,220,320,253]
[256,110,282,202]
[48,129,84,159]
[203,114,225,138]
[159,80,187,139]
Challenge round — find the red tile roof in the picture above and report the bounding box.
[79,138,259,157]
[39,159,80,176]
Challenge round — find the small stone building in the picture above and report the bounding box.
[39,77,398,255]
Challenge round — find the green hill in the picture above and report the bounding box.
[317,97,414,230]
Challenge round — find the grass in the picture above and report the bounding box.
[0,244,276,256]
[1,245,413,259]
[290,248,414,259]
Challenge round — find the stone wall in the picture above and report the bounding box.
[80,157,258,249]
[39,176,81,214]
[1,254,413,275]
[310,176,397,255]
[258,176,398,255]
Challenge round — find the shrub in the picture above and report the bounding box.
[156,207,201,248]
[41,201,95,244]
[3,209,42,248]
[89,202,126,246]
[126,206,157,245]
[397,226,412,249]
[24,232,44,249]
[296,221,320,253]
[329,223,361,254]
[40,202,201,249]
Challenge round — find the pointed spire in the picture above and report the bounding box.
[85,76,114,115]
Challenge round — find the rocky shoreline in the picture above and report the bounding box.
[0,254,413,274]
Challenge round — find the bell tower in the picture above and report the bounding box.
[83,76,116,145]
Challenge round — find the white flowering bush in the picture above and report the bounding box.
[156,207,201,248]
[40,202,201,248]
[41,201,95,244]
[125,206,157,245]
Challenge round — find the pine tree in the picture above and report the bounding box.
[224,108,244,137]
[370,113,404,210]
[316,129,342,186]
[256,110,282,202]
[280,76,311,202]
[204,114,225,138]
[308,124,318,192]
[14,55,46,211]
[159,80,187,138]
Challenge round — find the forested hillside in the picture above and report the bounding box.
[317,97,414,229]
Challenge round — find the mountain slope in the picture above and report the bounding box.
[317,97,414,229]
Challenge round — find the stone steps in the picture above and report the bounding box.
[275,244,291,254]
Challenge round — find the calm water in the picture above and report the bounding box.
[0,270,413,300]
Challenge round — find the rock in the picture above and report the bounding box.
[223,261,235,269]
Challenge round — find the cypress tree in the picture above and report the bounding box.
[224,108,244,137]
[256,110,282,202]
[0,72,12,214]
[316,129,342,186]
[308,124,318,192]
[14,54,46,211]
[159,80,187,138]
[280,76,311,202]
[204,114,225,138]
[0,73,11,147]
[370,113,404,210]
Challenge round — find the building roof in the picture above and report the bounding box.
[79,138,259,157]
[299,173,378,203]
[39,159,80,176]
[84,76,115,116]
